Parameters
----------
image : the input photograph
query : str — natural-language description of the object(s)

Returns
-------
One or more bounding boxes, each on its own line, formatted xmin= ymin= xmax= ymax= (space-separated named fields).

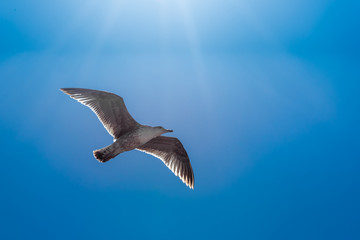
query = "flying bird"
xmin=60 ymin=88 xmax=194 ymax=189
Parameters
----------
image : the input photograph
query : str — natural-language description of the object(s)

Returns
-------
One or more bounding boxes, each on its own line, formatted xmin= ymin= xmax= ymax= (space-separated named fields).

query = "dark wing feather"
xmin=60 ymin=88 xmax=139 ymax=138
xmin=137 ymin=136 xmax=194 ymax=189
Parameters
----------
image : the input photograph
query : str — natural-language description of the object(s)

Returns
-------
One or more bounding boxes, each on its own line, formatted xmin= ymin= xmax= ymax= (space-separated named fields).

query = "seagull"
xmin=60 ymin=88 xmax=194 ymax=189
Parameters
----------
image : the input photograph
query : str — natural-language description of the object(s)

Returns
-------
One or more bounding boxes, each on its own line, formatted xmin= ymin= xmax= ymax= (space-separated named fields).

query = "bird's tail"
xmin=93 ymin=143 xmax=118 ymax=163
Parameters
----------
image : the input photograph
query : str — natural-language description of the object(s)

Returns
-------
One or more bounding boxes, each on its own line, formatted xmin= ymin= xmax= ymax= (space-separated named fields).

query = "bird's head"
xmin=155 ymin=126 xmax=173 ymax=134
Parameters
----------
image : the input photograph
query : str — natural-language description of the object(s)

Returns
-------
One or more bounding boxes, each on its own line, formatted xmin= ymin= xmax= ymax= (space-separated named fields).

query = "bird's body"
xmin=60 ymin=88 xmax=194 ymax=189
xmin=93 ymin=125 xmax=169 ymax=162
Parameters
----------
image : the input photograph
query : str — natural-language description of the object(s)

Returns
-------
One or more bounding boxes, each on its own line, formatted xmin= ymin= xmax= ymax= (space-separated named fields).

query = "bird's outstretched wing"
xmin=137 ymin=136 xmax=194 ymax=189
xmin=60 ymin=88 xmax=139 ymax=138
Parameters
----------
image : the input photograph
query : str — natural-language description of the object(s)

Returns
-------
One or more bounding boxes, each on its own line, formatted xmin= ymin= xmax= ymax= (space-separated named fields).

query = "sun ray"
xmin=176 ymin=0 xmax=214 ymax=108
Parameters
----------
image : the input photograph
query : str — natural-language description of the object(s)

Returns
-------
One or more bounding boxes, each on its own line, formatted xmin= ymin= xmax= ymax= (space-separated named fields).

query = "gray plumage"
xmin=60 ymin=88 xmax=194 ymax=189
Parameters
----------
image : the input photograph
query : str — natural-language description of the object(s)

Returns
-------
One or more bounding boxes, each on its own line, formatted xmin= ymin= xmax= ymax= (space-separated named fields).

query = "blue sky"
xmin=0 ymin=0 xmax=359 ymax=239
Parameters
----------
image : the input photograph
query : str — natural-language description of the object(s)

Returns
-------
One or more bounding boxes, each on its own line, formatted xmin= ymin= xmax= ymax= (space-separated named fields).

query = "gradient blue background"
xmin=1 ymin=0 xmax=359 ymax=239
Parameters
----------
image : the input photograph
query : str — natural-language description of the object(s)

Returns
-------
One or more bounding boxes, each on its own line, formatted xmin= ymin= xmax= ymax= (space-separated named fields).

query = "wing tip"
xmin=183 ymin=176 xmax=194 ymax=190
xmin=186 ymin=182 xmax=194 ymax=190
xmin=60 ymin=88 xmax=72 ymax=95
xmin=190 ymin=181 xmax=195 ymax=190
xmin=174 ymin=165 xmax=195 ymax=190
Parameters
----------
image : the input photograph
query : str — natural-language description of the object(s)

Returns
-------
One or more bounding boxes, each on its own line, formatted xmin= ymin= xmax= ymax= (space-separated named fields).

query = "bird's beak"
xmin=166 ymin=129 xmax=173 ymax=133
